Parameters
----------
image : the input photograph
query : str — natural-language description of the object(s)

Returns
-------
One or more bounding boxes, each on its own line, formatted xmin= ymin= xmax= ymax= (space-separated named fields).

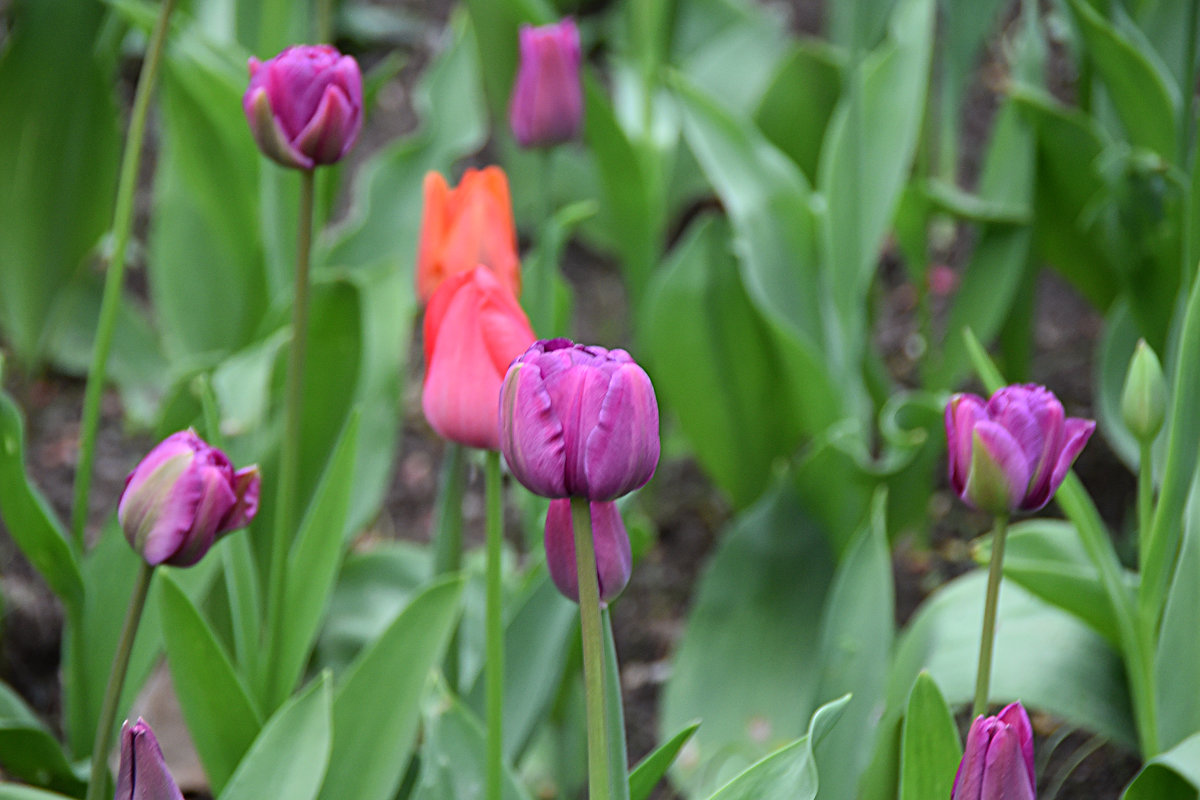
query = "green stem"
xmin=316 ymin=0 xmax=334 ymax=43
xmin=485 ymin=450 xmax=504 ymax=800
xmin=71 ymin=0 xmax=177 ymax=549
xmin=85 ymin=561 xmax=155 ymax=800
xmin=534 ymin=149 xmax=556 ymax=336
xmin=572 ymin=496 xmax=613 ymax=800
xmin=433 ymin=443 xmax=466 ymax=689
xmin=972 ymin=515 xmax=1009 ymax=718
xmin=1137 ymin=441 xmax=1154 ymax=570
xmin=263 ymin=168 xmax=316 ymax=710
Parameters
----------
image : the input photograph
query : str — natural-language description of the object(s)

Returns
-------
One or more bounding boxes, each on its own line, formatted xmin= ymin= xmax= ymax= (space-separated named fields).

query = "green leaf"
xmin=1095 ymin=301 xmax=1144 ymax=469
xmin=892 ymin=571 xmax=1136 ymax=747
xmin=1067 ymin=0 xmax=1179 ymax=161
xmin=0 ymin=391 xmax=83 ymax=614
xmin=753 ymin=43 xmax=842 ymax=182
xmin=899 ymin=673 xmax=961 ymax=800
xmin=267 ymin=412 xmax=361 ymax=706
xmin=1155 ymin=470 xmax=1200 ymax=751
xmin=218 ymin=673 xmax=332 ymax=800
xmin=603 ymin=609 xmax=632 ymax=800
xmin=0 ymin=682 xmax=86 ymax=795
xmin=0 ymin=788 xmax=77 ymax=800
xmin=159 ymin=572 xmax=261 ymax=794
xmin=0 ymin=0 xmax=119 ymax=367
xmin=705 ymin=695 xmax=850 ymax=800
xmin=660 ymin=478 xmax=838 ymax=796
xmin=629 ymin=721 xmax=701 ymax=800
xmin=1123 ymin=731 xmax=1200 ymax=799
xmin=315 ymin=576 xmax=465 ymax=800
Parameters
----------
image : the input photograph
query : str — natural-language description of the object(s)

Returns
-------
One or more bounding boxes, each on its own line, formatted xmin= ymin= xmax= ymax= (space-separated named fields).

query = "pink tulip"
xmin=508 ymin=19 xmax=584 ymax=148
xmin=952 ymin=702 xmax=1036 ymax=800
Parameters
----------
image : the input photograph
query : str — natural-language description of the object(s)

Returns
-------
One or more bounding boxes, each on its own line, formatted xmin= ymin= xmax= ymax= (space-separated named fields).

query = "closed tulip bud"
xmin=118 ymin=430 xmax=260 ymax=567
xmin=416 ymin=167 xmax=521 ymax=303
xmin=422 ymin=266 xmax=536 ymax=450
xmin=500 ymin=338 xmax=659 ymax=502
xmin=114 ymin=719 xmax=184 ymax=800
xmin=1121 ymin=339 xmax=1166 ymax=443
xmin=945 ymin=384 xmax=1094 ymax=515
xmin=544 ymin=499 xmax=632 ymax=604
xmin=243 ymin=45 xmax=363 ymax=170
xmin=951 ymin=702 xmax=1036 ymax=800
xmin=508 ymin=19 xmax=584 ymax=148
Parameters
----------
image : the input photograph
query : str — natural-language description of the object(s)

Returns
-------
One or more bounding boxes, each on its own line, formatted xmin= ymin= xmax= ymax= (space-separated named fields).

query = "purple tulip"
xmin=508 ymin=19 xmax=584 ymax=148
xmin=951 ymin=702 xmax=1036 ymax=800
xmin=118 ymin=430 xmax=260 ymax=567
xmin=945 ymin=384 xmax=1094 ymax=515
xmin=114 ymin=719 xmax=184 ymax=800
xmin=544 ymin=499 xmax=632 ymax=605
xmin=499 ymin=338 xmax=659 ymax=502
xmin=243 ymin=44 xmax=363 ymax=170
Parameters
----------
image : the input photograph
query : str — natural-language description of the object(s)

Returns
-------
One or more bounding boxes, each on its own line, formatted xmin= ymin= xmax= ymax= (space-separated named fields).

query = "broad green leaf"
xmin=159 ymin=573 xmax=261 ymax=794
xmin=661 ymin=479 xmax=837 ymax=796
xmin=0 ymin=391 xmax=83 ymax=614
xmin=753 ymin=43 xmax=842 ymax=183
xmin=603 ymin=609 xmax=632 ymax=800
xmin=0 ymin=788 xmax=76 ymax=800
xmin=629 ymin=721 xmax=701 ymax=800
xmin=812 ymin=491 xmax=893 ymax=800
xmin=315 ymin=577 xmax=464 ymax=800
xmin=411 ymin=687 xmax=533 ymax=800
xmin=899 ymin=673 xmax=961 ymax=800
xmin=218 ymin=673 xmax=332 ymax=800
xmin=0 ymin=0 xmax=119 ymax=367
xmin=237 ymin=0 xmax=310 ymax=57
xmin=266 ymin=413 xmax=360 ymax=707
xmin=0 ymin=683 xmax=86 ymax=795
xmin=1123 ymin=731 xmax=1200 ymax=799
xmin=1068 ymin=0 xmax=1179 ymax=161
xmin=891 ymin=571 xmax=1135 ymax=747
xmin=1095 ymin=301 xmax=1144 ymax=470
xmin=705 ymin=695 xmax=850 ymax=800
xmin=1156 ymin=469 xmax=1200 ymax=750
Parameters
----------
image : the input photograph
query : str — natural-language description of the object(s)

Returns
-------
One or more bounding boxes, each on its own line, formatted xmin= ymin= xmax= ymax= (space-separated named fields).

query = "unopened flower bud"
xmin=1121 ymin=339 xmax=1166 ymax=443
xmin=508 ymin=19 xmax=584 ymax=148
xmin=951 ymin=702 xmax=1036 ymax=800
xmin=115 ymin=719 xmax=184 ymax=800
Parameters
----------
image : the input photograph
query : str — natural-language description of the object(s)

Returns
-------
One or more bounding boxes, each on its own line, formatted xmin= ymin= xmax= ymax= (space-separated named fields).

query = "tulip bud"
xmin=422 ymin=266 xmax=536 ymax=450
xmin=500 ymin=338 xmax=659 ymax=502
xmin=951 ymin=702 xmax=1036 ymax=800
xmin=416 ymin=168 xmax=521 ymax=303
xmin=508 ymin=19 xmax=584 ymax=148
xmin=945 ymin=384 xmax=1094 ymax=515
xmin=115 ymin=719 xmax=184 ymax=800
xmin=544 ymin=499 xmax=632 ymax=605
xmin=1121 ymin=339 xmax=1166 ymax=443
xmin=118 ymin=430 xmax=260 ymax=567
xmin=243 ymin=45 xmax=363 ymax=170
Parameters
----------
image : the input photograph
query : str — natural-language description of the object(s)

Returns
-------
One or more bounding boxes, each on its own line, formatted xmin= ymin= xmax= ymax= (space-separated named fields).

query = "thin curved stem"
xmin=433 ymin=443 xmax=466 ymax=689
xmin=973 ymin=515 xmax=1009 ymax=718
xmin=572 ymin=496 xmax=613 ymax=800
xmin=484 ymin=450 xmax=504 ymax=800
xmin=72 ymin=0 xmax=177 ymax=548
xmin=85 ymin=561 xmax=155 ymax=800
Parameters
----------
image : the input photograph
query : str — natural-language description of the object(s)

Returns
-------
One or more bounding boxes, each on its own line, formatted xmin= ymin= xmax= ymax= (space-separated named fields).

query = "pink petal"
xmin=982 ymin=726 xmax=1036 ymax=800
xmin=965 ymin=421 xmax=1031 ymax=514
xmin=294 ymin=83 xmax=360 ymax=165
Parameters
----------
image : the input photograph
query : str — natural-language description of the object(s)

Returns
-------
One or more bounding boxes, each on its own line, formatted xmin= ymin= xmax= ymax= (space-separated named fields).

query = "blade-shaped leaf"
xmin=1123 ymin=731 xmax=1200 ymax=799
xmin=0 ymin=682 xmax=86 ymax=795
xmin=629 ymin=721 xmax=701 ymax=800
xmin=603 ymin=609 xmax=632 ymax=800
xmin=899 ymin=673 xmax=961 ymax=800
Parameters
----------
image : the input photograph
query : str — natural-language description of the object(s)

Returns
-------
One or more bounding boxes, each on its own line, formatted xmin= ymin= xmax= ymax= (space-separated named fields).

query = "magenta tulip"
xmin=952 ymin=702 xmax=1036 ymax=800
xmin=243 ymin=45 xmax=363 ymax=170
xmin=945 ymin=384 xmax=1094 ymax=515
xmin=508 ymin=19 xmax=584 ymax=147
xmin=544 ymin=499 xmax=632 ymax=604
xmin=499 ymin=338 xmax=659 ymax=502
xmin=118 ymin=430 xmax=260 ymax=567
xmin=114 ymin=719 xmax=184 ymax=800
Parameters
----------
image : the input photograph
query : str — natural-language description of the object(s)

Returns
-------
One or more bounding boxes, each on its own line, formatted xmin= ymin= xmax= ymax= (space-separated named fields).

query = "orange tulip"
xmin=422 ymin=266 xmax=536 ymax=450
xmin=416 ymin=167 xmax=521 ymax=303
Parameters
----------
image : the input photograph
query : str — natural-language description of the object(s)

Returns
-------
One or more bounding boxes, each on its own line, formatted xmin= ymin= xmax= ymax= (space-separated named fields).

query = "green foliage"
xmin=898 ymin=674 xmax=961 ymax=800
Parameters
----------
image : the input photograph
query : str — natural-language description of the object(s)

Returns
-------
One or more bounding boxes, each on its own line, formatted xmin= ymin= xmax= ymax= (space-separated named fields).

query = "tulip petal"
xmin=165 ymin=461 xmax=236 ymax=567
xmin=248 ymin=85 xmax=312 ymax=169
xmin=965 ymin=421 xmax=1031 ymax=514
xmin=294 ymin=83 xmax=359 ymax=165
xmin=952 ymin=715 xmax=994 ymax=800
xmin=946 ymin=394 xmax=987 ymax=497
xmin=544 ymin=499 xmax=631 ymax=604
xmin=997 ymin=702 xmax=1036 ymax=794
xmin=117 ymin=719 xmax=185 ymax=800
xmin=222 ymin=465 xmax=262 ymax=533
xmin=501 ymin=362 xmax=568 ymax=497
xmin=583 ymin=362 xmax=660 ymax=500
xmin=982 ymin=726 xmax=1036 ymax=800
xmin=417 ymin=171 xmax=451 ymax=301
xmin=1018 ymin=394 xmax=1065 ymax=509
xmin=1035 ymin=417 xmax=1096 ymax=511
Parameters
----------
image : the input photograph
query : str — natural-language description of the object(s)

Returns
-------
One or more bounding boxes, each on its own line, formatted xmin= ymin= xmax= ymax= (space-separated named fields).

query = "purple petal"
xmin=997 ymin=702 xmax=1036 ymax=793
xmin=164 ymin=462 xmax=237 ymax=567
xmin=543 ymin=499 xmax=631 ymax=604
xmin=1025 ymin=417 xmax=1095 ymax=511
xmin=117 ymin=719 xmax=184 ymax=800
xmin=945 ymin=394 xmax=986 ymax=497
xmin=220 ymin=465 xmax=262 ymax=533
xmin=246 ymin=85 xmax=312 ymax=169
xmin=952 ymin=715 xmax=994 ymax=800
xmin=294 ymin=83 xmax=359 ymax=165
xmin=982 ymin=725 xmax=1036 ymax=800
xmin=509 ymin=19 xmax=584 ymax=147
xmin=965 ymin=421 xmax=1031 ymax=514
xmin=1017 ymin=394 xmax=1065 ymax=508
xmin=500 ymin=362 xmax=568 ymax=497
xmin=582 ymin=362 xmax=660 ymax=500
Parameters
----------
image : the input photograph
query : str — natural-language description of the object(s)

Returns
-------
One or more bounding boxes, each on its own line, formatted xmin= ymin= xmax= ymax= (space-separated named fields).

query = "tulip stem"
xmin=264 ymin=167 xmax=315 ymax=710
xmin=972 ymin=514 xmax=1009 ymax=718
xmin=433 ymin=442 xmax=466 ymax=689
xmin=484 ymin=450 xmax=504 ymax=800
xmin=572 ymin=496 xmax=614 ymax=800
xmin=85 ymin=561 xmax=154 ymax=800
xmin=72 ymin=0 xmax=177 ymax=549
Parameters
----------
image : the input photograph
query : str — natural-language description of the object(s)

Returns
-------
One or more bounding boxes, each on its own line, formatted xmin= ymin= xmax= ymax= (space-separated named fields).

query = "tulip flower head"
xmin=951 ymin=702 xmax=1036 ymax=800
xmin=118 ymin=430 xmax=260 ymax=567
xmin=416 ymin=167 xmax=521 ymax=303
xmin=508 ymin=18 xmax=584 ymax=148
xmin=544 ymin=499 xmax=632 ymax=605
xmin=945 ymin=384 xmax=1094 ymax=515
xmin=243 ymin=45 xmax=363 ymax=170
xmin=422 ymin=266 xmax=536 ymax=450
xmin=500 ymin=339 xmax=659 ymax=502
xmin=114 ymin=719 xmax=185 ymax=800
